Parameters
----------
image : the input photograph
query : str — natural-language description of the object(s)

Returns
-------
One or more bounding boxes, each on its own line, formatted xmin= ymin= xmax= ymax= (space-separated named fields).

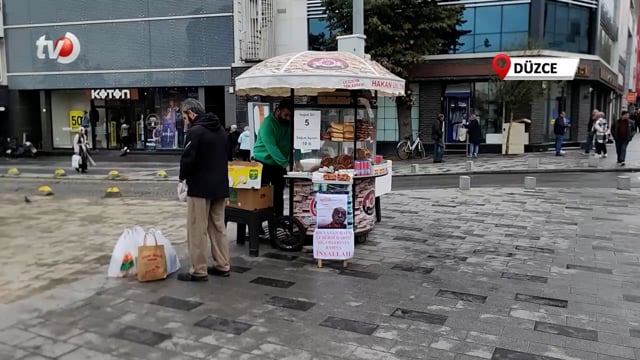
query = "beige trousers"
xmin=186 ymin=197 xmax=230 ymax=276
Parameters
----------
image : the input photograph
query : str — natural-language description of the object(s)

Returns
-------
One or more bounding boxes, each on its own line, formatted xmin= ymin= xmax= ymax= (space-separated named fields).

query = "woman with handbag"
xmin=73 ymin=127 xmax=90 ymax=173
xmin=593 ymin=112 xmax=610 ymax=158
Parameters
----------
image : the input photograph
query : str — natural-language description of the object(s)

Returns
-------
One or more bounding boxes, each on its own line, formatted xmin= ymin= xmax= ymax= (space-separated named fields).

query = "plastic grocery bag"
xmin=71 ymin=154 xmax=81 ymax=168
xmin=177 ymin=181 xmax=188 ymax=202
xmin=107 ymin=226 xmax=146 ymax=278
xmin=148 ymin=228 xmax=181 ymax=275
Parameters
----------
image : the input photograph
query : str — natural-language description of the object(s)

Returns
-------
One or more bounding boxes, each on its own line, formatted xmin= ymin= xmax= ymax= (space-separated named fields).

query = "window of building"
xmin=544 ymin=1 xmax=594 ymax=54
xmin=308 ymin=18 xmax=337 ymax=51
xmin=376 ymin=84 xmax=419 ymax=142
xmin=451 ymin=4 xmax=530 ymax=54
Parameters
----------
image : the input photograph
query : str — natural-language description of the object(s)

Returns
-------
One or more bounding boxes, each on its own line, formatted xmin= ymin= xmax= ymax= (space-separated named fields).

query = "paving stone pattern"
xmin=2 ymin=188 xmax=640 ymax=359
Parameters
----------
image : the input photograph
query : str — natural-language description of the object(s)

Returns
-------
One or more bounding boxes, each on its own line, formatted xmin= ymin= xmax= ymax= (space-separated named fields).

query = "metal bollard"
xmin=617 ymin=176 xmax=631 ymax=190
xmin=524 ymin=176 xmax=537 ymax=190
xmin=411 ymin=164 xmax=419 ymax=173
xmin=527 ymin=158 xmax=539 ymax=169
xmin=459 ymin=176 xmax=471 ymax=190
xmin=466 ymin=161 xmax=474 ymax=172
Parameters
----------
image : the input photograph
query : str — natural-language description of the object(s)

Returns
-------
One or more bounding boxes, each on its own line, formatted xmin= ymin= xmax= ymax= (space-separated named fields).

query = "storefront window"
xmin=543 ymin=82 xmax=572 ymax=141
xmin=51 ymin=90 xmax=106 ymax=149
xmin=376 ymin=84 xmax=419 ymax=142
xmin=544 ymin=1 xmax=594 ymax=54
xmin=50 ymin=87 xmax=200 ymax=150
xmin=471 ymin=82 xmax=501 ymax=140
xmin=451 ymin=4 xmax=530 ymax=54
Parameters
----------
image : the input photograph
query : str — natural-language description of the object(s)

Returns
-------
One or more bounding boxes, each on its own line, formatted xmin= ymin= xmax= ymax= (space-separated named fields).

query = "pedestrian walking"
xmin=177 ymin=98 xmax=230 ymax=282
xmin=553 ymin=111 xmax=570 ymax=156
xmin=89 ymin=100 xmax=99 ymax=150
xmin=611 ymin=110 xmax=636 ymax=166
xmin=593 ymin=112 xmax=609 ymax=158
xmin=432 ymin=113 xmax=446 ymax=163
xmin=465 ymin=115 xmax=482 ymax=158
xmin=73 ymin=127 xmax=90 ymax=173
xmin=238 ymin=126 xmax=252 ymax=161
xmin=585 ymin=109 xmax=599 ymax=155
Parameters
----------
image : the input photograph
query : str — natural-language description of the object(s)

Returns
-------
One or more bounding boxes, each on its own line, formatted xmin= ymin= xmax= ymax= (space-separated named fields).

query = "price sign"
xmin=294 ymin=110 xmax=321 ymax=150
xmin=69 ymin=110 xmax=84 ymax=132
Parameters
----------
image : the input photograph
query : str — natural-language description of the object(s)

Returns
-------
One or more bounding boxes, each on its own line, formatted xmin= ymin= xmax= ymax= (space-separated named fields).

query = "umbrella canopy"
xmin=235 ymin=51 xmax=406 ymax=97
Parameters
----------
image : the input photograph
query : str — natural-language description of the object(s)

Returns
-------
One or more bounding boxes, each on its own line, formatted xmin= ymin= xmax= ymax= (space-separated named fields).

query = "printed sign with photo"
xmin=316 ymin=193 xmax=348 ymax=229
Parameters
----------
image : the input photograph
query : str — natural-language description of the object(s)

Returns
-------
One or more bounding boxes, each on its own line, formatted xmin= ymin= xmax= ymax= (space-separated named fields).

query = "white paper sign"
xmin=294 ymin=110 xmax=321 ymax=150
xmin=313 ymin=229 xmax=354 ymax=260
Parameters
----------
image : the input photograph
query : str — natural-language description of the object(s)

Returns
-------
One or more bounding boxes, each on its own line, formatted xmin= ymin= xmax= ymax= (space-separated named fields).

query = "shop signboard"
xmin=68 ymin=110 xmax=84 ymax=132
xmin=293 ymin=110 xmax=321 ymax=150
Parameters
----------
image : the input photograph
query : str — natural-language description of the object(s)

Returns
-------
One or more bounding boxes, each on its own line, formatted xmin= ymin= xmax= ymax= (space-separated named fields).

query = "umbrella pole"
xmin=288 ymin=88 xmax=295 ymax=220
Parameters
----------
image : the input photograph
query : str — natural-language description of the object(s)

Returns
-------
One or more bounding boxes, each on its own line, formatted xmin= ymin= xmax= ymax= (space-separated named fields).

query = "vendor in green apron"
xmin=253 ymin=99 xmax=293 ymax=218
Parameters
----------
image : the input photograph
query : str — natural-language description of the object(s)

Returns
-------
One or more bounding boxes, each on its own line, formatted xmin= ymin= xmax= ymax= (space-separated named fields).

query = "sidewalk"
xmin=1 ymin=141 xmax=639 ymax=181
xmin=2 ymin=188 xmax=640 ymax=360
xmin=392 ymin=140 xmax=640 ymax=176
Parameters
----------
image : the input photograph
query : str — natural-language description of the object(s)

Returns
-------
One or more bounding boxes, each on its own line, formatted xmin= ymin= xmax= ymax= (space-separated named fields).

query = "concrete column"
xmin=617 ymin=176 xmax=631 ymax=190
xmin=459 ymin=176 xmax=471 ymax=190
xmin=524 ymin=176 xmax=537 ymax=190
xmin=527 ymin=158 xmax=539 ymax=169
xmin=466 ymin=161 xmax=474 ymax=172
xmin=411 ymin=164 xmax=419 ymax=173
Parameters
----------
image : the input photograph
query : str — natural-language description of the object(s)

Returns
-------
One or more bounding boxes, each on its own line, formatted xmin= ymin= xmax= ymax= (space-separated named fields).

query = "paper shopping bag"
xmin=136 ymin=232 xmax=167 ymax=282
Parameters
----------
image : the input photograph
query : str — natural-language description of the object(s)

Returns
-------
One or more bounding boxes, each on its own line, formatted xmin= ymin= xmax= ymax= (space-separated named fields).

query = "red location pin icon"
xmin=492 ymin=54 xmax=511 ymax=80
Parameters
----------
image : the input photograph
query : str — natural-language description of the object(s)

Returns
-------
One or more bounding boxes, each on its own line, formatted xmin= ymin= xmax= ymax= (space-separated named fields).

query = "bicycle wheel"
xmin=268 ymin=216 xmax=306 ymax=252
xmin=396 ymin=140 xmax=410 ymax=160
xmin=417 ymin=143 xmax=426 ymax=159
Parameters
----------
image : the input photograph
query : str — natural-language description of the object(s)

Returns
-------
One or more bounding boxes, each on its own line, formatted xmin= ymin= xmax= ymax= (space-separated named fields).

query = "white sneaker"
xmin=603 ymin=154 xmax=608 ymax=158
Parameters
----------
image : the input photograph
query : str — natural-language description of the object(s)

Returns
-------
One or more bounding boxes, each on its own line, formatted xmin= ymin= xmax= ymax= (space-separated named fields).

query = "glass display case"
xmin=296 ymin=103 xmax=377 ymax=174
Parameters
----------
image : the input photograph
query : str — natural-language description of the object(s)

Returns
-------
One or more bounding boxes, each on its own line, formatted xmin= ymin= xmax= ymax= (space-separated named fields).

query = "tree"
xmin=323 ymin=0 xmax=469 ymax=140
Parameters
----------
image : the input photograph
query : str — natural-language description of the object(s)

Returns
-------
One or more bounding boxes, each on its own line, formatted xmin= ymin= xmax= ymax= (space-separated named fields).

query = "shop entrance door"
xmin=445 ymin=93 xmax=470 ymax=143
xmin=105 ymin=100 xmax=136 ymax=150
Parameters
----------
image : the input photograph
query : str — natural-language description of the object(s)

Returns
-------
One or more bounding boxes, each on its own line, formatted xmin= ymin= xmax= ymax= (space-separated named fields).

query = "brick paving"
xmin=2 ymin=187 xmax=640 ymax=359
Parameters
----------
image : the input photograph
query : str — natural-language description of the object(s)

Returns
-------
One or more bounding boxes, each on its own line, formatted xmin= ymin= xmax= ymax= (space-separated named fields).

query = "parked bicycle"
xmin=396 ymin=133 xmax=426 ymax=160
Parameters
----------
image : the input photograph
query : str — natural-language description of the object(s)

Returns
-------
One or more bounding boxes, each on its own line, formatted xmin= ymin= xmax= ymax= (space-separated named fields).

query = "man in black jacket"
xmin=178 ymin=99 xmax=230 ymax=281
xmin=432 ymin=113 xmax=445 ymax=163
xmin=553 ymin=111 xmax=570 ymax=156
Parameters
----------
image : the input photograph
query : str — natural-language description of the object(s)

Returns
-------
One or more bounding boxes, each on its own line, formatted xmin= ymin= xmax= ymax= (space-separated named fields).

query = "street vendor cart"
xmin=235 ymin=50 xmax=404 ymax=251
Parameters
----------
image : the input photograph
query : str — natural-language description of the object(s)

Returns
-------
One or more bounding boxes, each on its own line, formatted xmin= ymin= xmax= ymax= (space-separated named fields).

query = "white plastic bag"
xmin=177 ymin=181 xmax=188 ymax=202
xmin=72 ymin=154 xmax=81 ymax=168
xmin=148 ymin=228 xmax=181 ymax=275
xmin=107 ymin=226 xmax=146 ymax=278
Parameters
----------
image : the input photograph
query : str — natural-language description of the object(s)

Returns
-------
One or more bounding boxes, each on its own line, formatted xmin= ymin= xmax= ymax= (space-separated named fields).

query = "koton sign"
xmin=36 ymin=32 xmax=81 ymax=64
xmin=91 ymin=89 xmax=131 ymax=100
xmin=492 ymin=54 xmax=579 ymax=81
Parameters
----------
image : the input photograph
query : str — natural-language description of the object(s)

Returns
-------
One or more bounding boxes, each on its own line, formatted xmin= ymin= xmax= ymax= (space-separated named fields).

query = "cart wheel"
xmin=269 ymin=216 xmax=306 ymax=252
xmin=356 ymin=234 xmax=368 ymax=244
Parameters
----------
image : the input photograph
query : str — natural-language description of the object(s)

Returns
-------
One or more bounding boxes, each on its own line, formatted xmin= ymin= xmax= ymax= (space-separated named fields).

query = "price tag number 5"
xmin=304 ymin=119 xmax=310 ymax=126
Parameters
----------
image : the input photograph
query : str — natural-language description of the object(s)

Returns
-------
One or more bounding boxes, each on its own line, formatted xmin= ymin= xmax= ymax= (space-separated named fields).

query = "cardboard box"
xmin=228 ymin=161 xmax=263 ymax=189
xmin=226 ymin=186 xmax=273 ymax=211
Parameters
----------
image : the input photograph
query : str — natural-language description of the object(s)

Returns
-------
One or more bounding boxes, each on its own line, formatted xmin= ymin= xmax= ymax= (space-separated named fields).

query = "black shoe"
xmin=207 ymin=267 xmax=230 ymax=277
xmin=81 ymin=169 xmax=87 ymax=173
xmin=177 ymin=273 xmax=208 ymax=282
xmin=75 ymin=168 xmax=80 ymax=173
xmin=621 ymin=162 xmax=626 ymax=166
xmin=433 ymin=160 xmax=443 ymax=163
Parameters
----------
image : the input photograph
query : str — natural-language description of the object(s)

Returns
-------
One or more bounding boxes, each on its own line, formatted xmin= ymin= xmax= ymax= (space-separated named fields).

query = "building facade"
xmin=415 ymin=0 xmax=637 ymax=151
xmin=3 ymin=0 xmax=235 ymax=152
xmin=303 ymin=0 xmax=638 ymax=152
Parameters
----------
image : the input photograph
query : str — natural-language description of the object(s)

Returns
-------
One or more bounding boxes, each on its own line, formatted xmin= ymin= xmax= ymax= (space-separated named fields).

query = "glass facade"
xmin=452 ymin=4 xmax=530 ymax=54
xmin=544 ymin=1 xmax=594 ymax=54
xmin=308 ymin=18 xmax=337 ymax=51
xmin=376 ymin=84 xmax=420 ymax=142
xmin=51 ymin=87 xmax=200 ymax=150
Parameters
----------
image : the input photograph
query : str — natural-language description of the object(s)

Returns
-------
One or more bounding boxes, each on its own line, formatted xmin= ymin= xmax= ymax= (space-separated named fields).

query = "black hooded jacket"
xmin=179 ymin=113 xmax=229 ymax=200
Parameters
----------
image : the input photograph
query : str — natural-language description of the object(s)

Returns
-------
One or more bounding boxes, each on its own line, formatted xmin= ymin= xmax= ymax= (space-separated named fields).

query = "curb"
xmin=393 ymin=167 xmax=640 ymax=177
